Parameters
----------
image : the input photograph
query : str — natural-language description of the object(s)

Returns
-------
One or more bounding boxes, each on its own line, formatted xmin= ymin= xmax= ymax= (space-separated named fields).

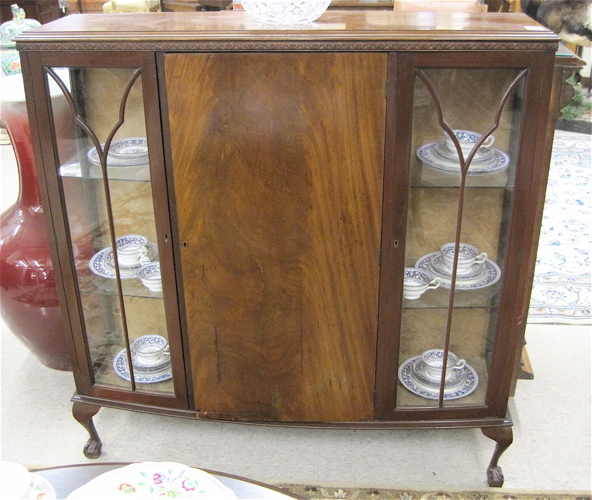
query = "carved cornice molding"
xmin=17 ymin=39 xmax=557 ymax=52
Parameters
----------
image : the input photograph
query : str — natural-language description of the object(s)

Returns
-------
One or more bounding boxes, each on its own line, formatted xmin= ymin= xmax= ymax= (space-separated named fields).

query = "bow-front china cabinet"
xmin=16 ymin=10 xmax=572 ymax=486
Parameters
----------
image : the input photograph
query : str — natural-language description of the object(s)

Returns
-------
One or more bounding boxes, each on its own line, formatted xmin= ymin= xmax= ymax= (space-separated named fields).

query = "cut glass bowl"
xmin=241 ymin=0 xmax=331 ymax=25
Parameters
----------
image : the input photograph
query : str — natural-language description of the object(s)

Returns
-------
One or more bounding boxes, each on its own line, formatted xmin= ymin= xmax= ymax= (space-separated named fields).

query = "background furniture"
xmin=162 ymin=0 xmax=231 ymax=11
xmin=102 ymin=0 xmax=160 ymax=13
xmin=392 ymin=0 xmax=486 ymax=12
xmin=0 ymin=0 xmax=61 ymax=23
xmin=17 ymin=10 xmax=578 ymax=488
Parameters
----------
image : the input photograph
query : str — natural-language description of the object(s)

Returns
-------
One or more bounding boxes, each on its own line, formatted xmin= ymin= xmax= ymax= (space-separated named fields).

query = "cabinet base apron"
xmin=71 ymin=395 xmax=513 ymax=487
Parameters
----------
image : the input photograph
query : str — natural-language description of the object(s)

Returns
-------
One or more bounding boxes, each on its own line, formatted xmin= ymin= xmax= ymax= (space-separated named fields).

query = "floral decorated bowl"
xmin=65 ymin=462 xmax=237 ymax=499
xmin=241 ymin=0 xmax=331 ymax=25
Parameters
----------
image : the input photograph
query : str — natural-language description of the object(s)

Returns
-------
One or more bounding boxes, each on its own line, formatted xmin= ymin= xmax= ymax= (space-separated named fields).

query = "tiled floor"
xmin=1 ymin=140 xmax=591 ymax=494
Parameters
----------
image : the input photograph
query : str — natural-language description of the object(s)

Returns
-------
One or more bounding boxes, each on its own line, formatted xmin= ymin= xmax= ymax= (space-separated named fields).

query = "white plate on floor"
xmin=66 ymin=462 xmax=237 ymax=499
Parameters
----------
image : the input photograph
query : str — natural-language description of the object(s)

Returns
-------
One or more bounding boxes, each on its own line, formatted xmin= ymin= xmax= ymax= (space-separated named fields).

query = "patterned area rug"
xmin=528 ymin=131 xmax=591 ymax=324
xmin=279 ymin=484 xmax=592 ymax=499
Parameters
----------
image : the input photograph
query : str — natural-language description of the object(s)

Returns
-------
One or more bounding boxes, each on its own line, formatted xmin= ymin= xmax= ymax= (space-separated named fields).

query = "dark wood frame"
xmin=16 ymin=10 xmax=578 ymax=487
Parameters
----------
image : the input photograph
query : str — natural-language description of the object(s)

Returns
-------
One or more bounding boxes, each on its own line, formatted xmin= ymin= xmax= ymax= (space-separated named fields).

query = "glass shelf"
xmin=403 ymin=285 xmax=500 ymax=309
xmin=60 ymin=160 xmax=151 ymax=182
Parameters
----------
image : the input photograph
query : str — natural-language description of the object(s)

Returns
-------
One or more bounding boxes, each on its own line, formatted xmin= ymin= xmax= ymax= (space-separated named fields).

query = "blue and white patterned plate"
xmin=398 ymin=355 xmax=479 ymax=400
xmin=89 ymin=242 xmax=158 ymax=278
xmin=113 ymin=348 xmax=172 ymax=383
xmin=415 ymin=252 xmax=501 ymax=290
xmin=416 ymin=143 xmax=509 ymax=175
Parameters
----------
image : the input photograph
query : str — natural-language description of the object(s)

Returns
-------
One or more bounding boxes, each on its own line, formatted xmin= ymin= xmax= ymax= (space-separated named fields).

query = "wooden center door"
xmin=165 ymin=52 xmax=387 ymax=422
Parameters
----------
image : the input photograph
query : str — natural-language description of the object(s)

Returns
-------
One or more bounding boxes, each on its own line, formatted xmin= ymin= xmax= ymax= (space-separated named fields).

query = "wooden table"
xmin=32 ymin=463 xmax=303 ymax=499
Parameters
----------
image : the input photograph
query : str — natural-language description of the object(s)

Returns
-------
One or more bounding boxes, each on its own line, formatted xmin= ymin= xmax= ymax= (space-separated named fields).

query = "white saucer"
xmin=398 ymin=355 xmax=479 ymax=400
xmin=113 ymin=349 xmax=172 ymax=383
xmin=415 ymin=252 xmax=501 ymax=290
xmin=89 ymin=242 xmax=158 ymax=279
xmin=416 ymin=143 xmax=509 ymax=175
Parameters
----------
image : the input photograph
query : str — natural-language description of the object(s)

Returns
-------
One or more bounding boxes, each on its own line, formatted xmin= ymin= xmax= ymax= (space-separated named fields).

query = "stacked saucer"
xmin=416 ymin=142 xmax=509 ymax=176
xmin=398 ymin=354 xmax=479 ymax=400
xmin=113 ymin=334 xmax=172 ymax=384
xmin=415 ymin=252 xmax=501 ymax=290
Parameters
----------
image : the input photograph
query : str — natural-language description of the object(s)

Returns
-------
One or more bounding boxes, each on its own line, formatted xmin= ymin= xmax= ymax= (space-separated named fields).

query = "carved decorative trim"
xmin=17 ymin=40 xmax=557 ymax=52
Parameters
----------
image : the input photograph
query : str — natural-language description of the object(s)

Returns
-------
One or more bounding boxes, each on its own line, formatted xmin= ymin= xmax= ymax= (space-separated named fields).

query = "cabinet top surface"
xmin=16 ymin=11 xmax=559 ymax=47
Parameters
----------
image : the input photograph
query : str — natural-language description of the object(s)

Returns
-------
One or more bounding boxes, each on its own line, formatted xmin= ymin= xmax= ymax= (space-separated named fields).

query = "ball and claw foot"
xmin=487 ymin=465 xmax=504 ymax=487
xmin=73 ymin=402 xmax=103 ymax=459
xmin=83 ymin=437 xmax=103 ymax=459
xmin=481 ymin=426 xmax=513 ymax=488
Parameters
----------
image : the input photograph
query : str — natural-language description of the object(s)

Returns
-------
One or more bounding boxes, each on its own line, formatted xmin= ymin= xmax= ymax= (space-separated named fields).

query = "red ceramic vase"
xmin=1 ymin=75 xmax=71 ymax=371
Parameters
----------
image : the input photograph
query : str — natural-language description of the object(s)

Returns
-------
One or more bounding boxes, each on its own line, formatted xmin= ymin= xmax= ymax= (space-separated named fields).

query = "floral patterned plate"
xmin=28 ymin=473 xmax=56 ymax=500
xmin=66 ymin=462 xmax=237 ymax=499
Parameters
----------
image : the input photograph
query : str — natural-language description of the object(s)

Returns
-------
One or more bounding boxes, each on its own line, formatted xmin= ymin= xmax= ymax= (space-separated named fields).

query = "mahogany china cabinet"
xmin=16 ymin=10 xmax=573 ymax=486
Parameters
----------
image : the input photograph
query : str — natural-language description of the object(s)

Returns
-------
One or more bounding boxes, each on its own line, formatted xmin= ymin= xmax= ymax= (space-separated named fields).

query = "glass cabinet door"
xmin=374 ymin=51 xmax=551 ymax=418
xmin=41 ymin=60 xmax=184 ymax=404
xmin=397 ymin=65 xmax=526 ymax=409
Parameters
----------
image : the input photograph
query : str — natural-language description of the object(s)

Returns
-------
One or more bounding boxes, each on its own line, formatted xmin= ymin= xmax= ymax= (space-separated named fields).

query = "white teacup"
xmin=403 ymin=267 xmax=441 ymax=300
xmin=131 ymin=334 xmax=170 ymax=368
xmin=0 ymin=461 xmax=32 ymax=499
xmin=138 ymin=262 xmax=162 ymax=292
xmin=440 ymin=242 xmax=487 ymax=275
xmin=419 ymin=349 xmax=466 ymax=382
xmin=115 ymin=234 xmax=148 ymax=266
xmin=444 ymin=129 xmax=494 ymax=156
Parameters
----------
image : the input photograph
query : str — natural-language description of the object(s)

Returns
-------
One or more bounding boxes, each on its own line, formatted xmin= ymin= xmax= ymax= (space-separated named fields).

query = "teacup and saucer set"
xmin=113 ymin=334 xmax=172 ymax=383
xmin=398 ymin=348 xmax=479 ymax=400
xmin=415 ymin=242 xmax=501 ymax=290
xmin=89 ymin=234 xmax=158 ymax=279
xmin=416 ymin=129 xmax=509 ymax=176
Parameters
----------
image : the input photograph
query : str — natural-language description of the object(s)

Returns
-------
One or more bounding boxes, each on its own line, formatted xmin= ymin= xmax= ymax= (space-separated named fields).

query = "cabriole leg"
xmin=481 ymin=426 xmax=513 ymax=487
xmin=72 ymin=402 xmax=103 ymax=459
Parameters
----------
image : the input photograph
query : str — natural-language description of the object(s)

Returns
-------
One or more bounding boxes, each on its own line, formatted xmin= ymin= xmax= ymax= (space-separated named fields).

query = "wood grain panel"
xmin=165 ymin=52 xmax=386 ymax=421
